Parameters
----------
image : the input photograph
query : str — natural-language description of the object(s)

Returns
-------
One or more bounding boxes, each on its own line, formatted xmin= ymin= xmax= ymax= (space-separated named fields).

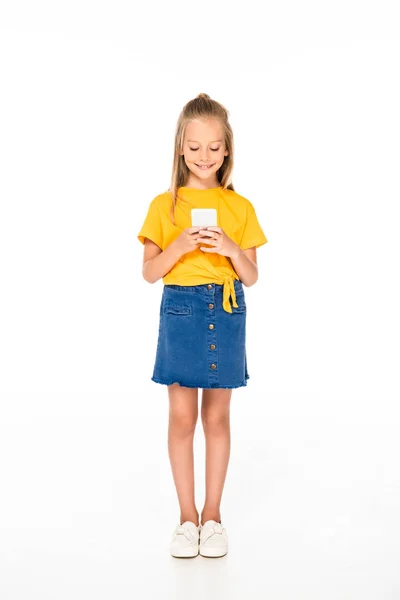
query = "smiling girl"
xmin=137 ymin=93 xmax=268 ymax=557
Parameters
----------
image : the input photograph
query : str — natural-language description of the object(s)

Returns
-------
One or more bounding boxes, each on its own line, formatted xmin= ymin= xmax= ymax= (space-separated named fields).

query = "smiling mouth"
xmin=196 ymin=163 xmax=215 ymax=170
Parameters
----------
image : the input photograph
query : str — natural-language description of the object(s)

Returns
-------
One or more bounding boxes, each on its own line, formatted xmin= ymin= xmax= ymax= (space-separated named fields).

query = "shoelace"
xmin=200 ymin=522 xmax=224 ymax=544
xmin=174 ymin=524 xmax=198 ymax=545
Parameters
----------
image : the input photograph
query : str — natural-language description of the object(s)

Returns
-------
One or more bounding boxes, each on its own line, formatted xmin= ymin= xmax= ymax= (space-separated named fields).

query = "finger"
xmin=189 ymin=226 xmax=203 ymax=233
xmin=204 ymin=226 xmax=222 ymax=233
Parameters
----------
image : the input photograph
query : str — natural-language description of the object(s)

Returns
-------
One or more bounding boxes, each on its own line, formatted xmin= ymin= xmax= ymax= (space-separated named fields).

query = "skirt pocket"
xmin=163 ymin=300 xmax=192 ymax=316
xmin=231 ymin=293 xmax=247 ymax=313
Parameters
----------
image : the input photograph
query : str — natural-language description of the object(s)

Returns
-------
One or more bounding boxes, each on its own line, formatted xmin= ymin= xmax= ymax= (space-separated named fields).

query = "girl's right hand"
xmin=174 ymin=227 xmax=203 ymax=256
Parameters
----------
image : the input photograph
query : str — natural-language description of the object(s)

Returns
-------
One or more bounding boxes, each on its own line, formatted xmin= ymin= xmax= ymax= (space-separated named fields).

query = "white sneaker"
xmin=170 ymin=521 xmax=200 ymax=558
xmin=199 ymin=519 xmax=228 ymax=557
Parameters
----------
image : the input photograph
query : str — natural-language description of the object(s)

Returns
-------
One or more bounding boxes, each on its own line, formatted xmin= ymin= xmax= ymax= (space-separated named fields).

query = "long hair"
xmin=167 ymin=93 xmax=235 ymax=225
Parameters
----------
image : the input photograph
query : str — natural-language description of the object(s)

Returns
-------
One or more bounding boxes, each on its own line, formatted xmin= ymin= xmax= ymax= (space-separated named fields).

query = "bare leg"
xmin=168 ymin=383 xmax=200 ymax=526
xmin=200 ymin=388 xmax=233 ymax=525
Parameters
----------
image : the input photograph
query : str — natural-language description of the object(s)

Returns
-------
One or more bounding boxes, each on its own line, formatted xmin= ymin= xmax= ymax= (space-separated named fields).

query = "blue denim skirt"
xmin=151 ymin=279 xmax=249 ymax=389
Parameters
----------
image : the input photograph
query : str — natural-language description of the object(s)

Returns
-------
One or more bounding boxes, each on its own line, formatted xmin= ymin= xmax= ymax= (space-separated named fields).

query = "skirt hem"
xmin=151 ymin=376 xmax=250 ymax=389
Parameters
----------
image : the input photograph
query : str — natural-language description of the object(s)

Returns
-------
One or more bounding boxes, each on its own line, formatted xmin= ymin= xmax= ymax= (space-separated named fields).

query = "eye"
xmin=188 ymin=147 xmax=220 ymax=152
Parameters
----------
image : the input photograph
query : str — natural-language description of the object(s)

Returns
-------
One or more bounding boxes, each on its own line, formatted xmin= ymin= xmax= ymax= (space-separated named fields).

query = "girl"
xmin=137 ymin=93 xmax=268 ymax=558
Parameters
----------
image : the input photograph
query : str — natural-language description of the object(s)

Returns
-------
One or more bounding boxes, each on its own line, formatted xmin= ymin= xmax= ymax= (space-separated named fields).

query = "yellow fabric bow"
xmin=222 ymin=276 xmax=239 ymax=313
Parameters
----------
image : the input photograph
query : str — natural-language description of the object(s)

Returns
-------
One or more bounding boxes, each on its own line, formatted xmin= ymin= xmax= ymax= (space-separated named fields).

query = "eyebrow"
xmin=187 ymin=139 xmax=223 ymax=144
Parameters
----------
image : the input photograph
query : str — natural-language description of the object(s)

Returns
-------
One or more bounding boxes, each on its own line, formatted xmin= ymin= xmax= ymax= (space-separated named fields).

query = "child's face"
xmin=181 ymin=117 xmax=229 ymax=187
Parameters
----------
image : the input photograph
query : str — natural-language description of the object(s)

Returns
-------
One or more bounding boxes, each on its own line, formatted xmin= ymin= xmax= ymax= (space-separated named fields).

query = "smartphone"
xmin=191 ymin=208 xmax=218 ymax=231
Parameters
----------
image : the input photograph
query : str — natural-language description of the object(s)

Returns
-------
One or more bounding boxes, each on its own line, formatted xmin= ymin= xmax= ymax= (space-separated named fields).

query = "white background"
xmin=1 ymin=1 xmax=399 ymax=598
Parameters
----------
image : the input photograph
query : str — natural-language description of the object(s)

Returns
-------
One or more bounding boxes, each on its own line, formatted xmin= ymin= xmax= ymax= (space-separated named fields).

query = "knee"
xmin=169 ymin=410 xmax=198 ymax=435
xmin=201 ymin=411 xmax=229 ymax=433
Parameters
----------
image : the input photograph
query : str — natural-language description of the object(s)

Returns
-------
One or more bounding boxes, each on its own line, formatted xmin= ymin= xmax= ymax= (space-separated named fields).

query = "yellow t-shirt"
xmin=137 ymin=185 xmax=268 ymax=313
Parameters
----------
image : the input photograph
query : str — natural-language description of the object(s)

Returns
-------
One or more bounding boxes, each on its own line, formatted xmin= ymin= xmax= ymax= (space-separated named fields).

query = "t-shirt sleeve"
xmin=137 ymin=197 xmax=163 ymax=249
xmin=239 ymin=201 xmax=268 ymax=250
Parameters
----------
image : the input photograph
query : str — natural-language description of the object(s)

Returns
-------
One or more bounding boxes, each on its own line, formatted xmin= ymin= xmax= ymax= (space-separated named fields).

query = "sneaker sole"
xmin=171 ymin=546 xmax=199 ymax=558
xmin=199 ymin=546 xmax=228 ymax=557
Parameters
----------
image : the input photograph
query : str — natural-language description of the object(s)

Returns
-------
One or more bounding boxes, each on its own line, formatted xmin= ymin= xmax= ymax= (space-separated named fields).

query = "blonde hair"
xmin=167 ymin=93 xmax=235 ymax=225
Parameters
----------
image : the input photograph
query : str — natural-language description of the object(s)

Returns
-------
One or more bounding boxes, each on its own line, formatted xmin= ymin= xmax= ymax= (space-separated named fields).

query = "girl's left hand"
xmin=197 ymin=226 xmax=240 ymax=258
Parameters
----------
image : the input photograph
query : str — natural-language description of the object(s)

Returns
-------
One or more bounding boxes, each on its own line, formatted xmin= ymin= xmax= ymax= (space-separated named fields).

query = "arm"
xmin=142 ymin=238 xmax=183 ymax=284
xmin=230 ymin=246 xmax=258 ymax=287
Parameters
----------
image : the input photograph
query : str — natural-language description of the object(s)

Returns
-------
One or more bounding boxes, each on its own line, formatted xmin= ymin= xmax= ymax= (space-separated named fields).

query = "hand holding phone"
xmin=173 ymin=226 xmax=205 ymax=257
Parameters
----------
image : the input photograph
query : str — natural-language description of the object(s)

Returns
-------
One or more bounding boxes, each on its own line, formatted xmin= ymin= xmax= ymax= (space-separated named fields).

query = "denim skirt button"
xmin=151 ymin=279 xmax=250 ymax=389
